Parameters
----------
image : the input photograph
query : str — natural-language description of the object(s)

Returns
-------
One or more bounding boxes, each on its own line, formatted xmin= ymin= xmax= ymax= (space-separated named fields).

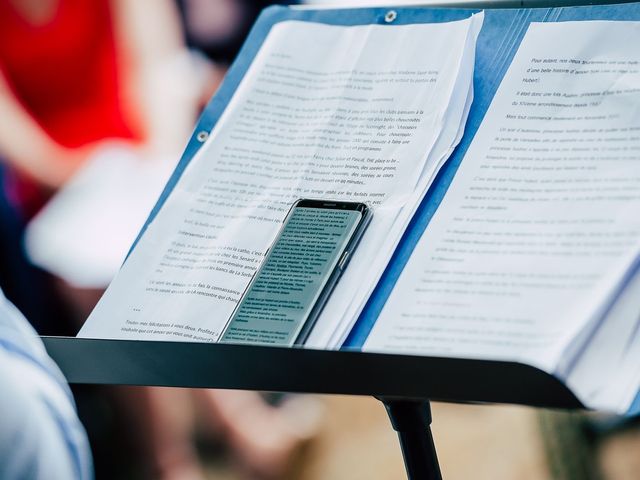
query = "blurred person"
xmin=0 ymin=287 xmax=93 ymax=480
xmin=0 ymin=0 xmax=197 ymax=218
xmin=0 ymin=1 xmax=320 ymax=479
xmin=0 ymin=0 xmax=200 ymax=321
xmin=176 ymin=0 xmax=295 ymax=106
xmin=177 ymin=0 xmax=292 ymax=65
xmin=0 ymin=165 xmax=74 ymax=335
xmin=123 ymin=387 xmax=321 ymax=479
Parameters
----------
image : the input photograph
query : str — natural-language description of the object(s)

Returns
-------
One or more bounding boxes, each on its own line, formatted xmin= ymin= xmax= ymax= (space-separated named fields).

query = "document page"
xmin=80 ymin=17 xmax=481 ymax=343
xmin=365 ymin=21 xmax=640 ymax=374
xmin=316 ymin=13 xmax=482 ymax=347
xmin=566 ymin=252 xmax=640 ymax=411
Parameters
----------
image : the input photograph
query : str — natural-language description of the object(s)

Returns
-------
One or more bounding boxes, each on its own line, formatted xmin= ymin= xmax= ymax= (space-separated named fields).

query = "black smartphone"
xmin=219 ymin=199 xmax=372 ymax=347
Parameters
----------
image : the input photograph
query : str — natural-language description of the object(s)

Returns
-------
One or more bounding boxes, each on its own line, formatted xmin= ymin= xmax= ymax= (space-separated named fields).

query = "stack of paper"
xmin=79 ymin=15 xmax=484 ymax=344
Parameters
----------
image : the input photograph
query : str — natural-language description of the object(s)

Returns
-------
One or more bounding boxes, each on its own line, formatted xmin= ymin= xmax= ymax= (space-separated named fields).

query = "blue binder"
xmin=66 ymin=2 xmax=640 ymax=413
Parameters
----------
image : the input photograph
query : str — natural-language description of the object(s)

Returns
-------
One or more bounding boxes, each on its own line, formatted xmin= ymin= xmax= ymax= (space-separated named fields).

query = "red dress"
xmin=0 ymin=0 xmax=143 ymax=216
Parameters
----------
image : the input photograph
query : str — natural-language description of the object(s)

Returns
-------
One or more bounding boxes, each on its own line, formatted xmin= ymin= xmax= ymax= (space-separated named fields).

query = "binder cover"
xmin=47 ymin=2 xmax=640 ymax=413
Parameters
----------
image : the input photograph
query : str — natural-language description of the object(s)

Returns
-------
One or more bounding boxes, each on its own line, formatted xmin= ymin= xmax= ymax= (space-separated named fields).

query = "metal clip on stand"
xmin=378 ymin=398 xmax=442 ymax=480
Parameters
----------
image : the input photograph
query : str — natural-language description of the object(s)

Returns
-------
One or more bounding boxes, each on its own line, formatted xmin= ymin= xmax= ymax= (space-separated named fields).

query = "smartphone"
xmin=219 ymin=199 xmax=372 ymax=347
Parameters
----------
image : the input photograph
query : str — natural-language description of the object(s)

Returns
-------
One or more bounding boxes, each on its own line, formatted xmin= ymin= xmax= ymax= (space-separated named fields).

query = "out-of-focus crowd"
xmin=0 ymin=1 xmax=324 ymax=479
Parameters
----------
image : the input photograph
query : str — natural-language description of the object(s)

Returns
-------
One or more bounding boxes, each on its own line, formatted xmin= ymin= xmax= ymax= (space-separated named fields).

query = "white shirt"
xmin=0 ymin=290 xmax=93 ymax=480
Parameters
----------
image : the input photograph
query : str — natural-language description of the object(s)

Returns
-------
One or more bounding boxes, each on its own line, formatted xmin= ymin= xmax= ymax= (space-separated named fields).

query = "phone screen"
xmin=219 ymin=204 xmax=366 ymax=346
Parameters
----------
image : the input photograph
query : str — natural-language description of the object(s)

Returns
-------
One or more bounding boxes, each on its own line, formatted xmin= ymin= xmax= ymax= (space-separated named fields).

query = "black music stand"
xmin=42 ymin=337 xmax=582 ymax=479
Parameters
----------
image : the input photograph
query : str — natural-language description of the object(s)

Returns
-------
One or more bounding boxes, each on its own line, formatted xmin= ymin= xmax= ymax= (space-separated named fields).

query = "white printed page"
xmin=365 ymin=21 xmax=640 ymax=375
xmin=566 ymin=251 xmax=640 ymax=412
xmin=317 ymin=12 xmax=483 ymax=348
xmin=80 ymin=18 xmax=481 ymax=343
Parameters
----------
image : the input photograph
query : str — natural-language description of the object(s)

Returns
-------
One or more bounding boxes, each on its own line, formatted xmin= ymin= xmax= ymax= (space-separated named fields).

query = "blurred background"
xmin=1 ymin=0 xmax=640 ymax=479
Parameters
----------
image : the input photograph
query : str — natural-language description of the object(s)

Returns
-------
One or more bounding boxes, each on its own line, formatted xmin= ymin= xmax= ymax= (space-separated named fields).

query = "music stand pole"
xmin=379 ymin=398 xmax=442 ymax=480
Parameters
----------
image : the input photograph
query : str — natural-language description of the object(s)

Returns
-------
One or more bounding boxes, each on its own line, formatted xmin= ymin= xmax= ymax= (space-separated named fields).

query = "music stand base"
xmin=378 ymin=397 xmax=442 ymax=480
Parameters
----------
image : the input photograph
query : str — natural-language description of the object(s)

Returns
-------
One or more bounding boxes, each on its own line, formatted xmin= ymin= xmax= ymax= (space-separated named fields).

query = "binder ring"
xmin=384 ymin=10 xmax=397 ymax=23
xmin=196 ymin=131 xmax=209 ymax=142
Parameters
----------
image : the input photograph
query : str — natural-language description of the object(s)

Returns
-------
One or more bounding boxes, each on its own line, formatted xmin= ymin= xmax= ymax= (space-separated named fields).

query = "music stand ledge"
xmin=42 ymin=336 xmax=582 ymax=479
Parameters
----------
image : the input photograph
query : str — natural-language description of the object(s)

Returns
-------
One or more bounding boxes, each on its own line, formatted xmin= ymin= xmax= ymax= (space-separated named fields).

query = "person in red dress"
xmin=0 ymin=0 xmax=197 ymax=217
